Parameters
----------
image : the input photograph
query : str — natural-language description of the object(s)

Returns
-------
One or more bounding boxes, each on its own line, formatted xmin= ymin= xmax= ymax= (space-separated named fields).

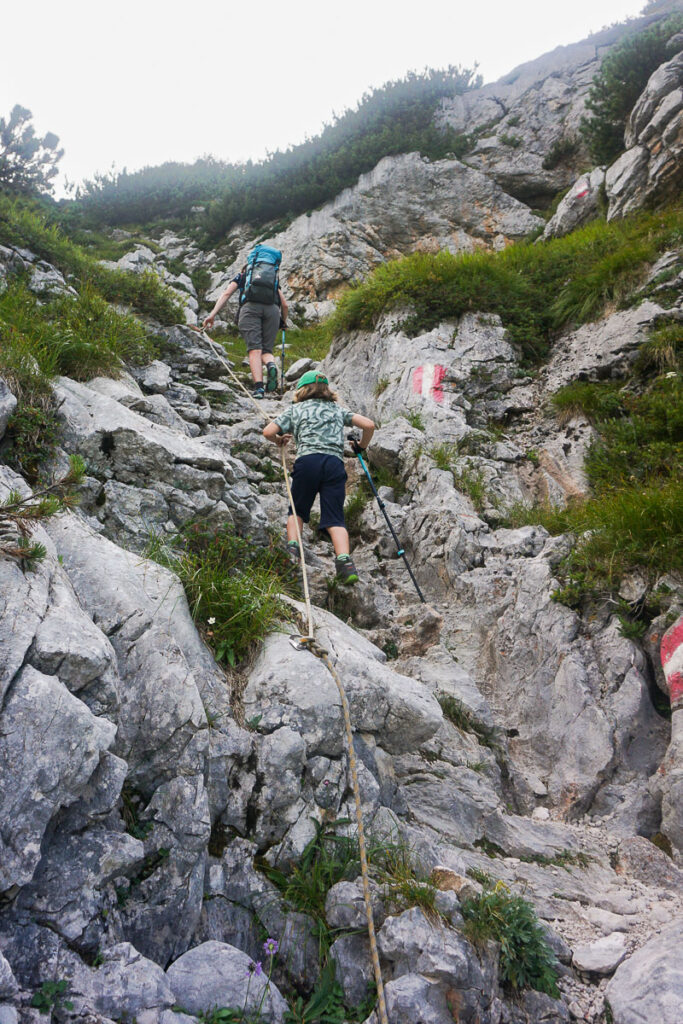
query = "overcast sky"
xmin=3 ymin=0 xmax=646 ymax=195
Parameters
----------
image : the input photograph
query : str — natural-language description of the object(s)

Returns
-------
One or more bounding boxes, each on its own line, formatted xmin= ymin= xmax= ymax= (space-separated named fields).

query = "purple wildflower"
xmin=246 ymin=960 xmax=263 ymax=976
xmin=263 ymin=937 xmax=279 ymax=956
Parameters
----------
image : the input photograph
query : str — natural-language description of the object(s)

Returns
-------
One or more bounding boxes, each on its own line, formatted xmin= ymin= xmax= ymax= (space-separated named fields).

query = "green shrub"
xmin=551 ymin=381 xmax=627 ymax=424
xmin=635 ymin=320 xmax=683 ymax=376
xmin=542 ymin=136 xmax=580 ymax=171
xmin=453 ymin=464 xmax=487 ymax=511
xmin=462 ymin=881 xmax=559 ymax=997
xmin=0 ymin=280 xmax=154 ymax=475
xmin=580 ymin=12 xmax=683 ymax=164
xmin=329 ymin=204 xmax=683 ymax=364
xmin=31 ymin=980 xmax=74 ymax=1015
xmin=499 ymin=133 xmax=521 ymax=148
xmin=437 ymin=693 xmax=496 ymax=748
xmin=146 ymin=523 xmax=296 ymax=666
xmin=0 ymin=195 xmax=183 ymax=323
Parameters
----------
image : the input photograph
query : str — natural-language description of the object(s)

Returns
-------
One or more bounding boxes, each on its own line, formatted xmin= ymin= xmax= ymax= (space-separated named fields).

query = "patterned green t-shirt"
xmin=275 ymin=400 xmax=355 ymax=460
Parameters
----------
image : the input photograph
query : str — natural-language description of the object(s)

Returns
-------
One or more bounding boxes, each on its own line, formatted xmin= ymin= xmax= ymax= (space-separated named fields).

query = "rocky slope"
xmin=96 ymin=5 xmax=680 ymax=323
xmin=1 ymin=13 xmax=683 ymax=1024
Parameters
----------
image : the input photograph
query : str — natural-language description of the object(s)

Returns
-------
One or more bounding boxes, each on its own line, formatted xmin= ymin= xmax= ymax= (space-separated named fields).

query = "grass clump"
xmin=329 ymin=204 xmax=683 ymax=363
xmin=453 ymin=465 xmax=487 ymax=511
xmin=550 ymin=380 xmax=627 ymax=425
xmin=437 ymin=693 xmax=496 ymax=749
xmin=635 ymin=320 xmax=683 ymax=376
xmin=0 ymin=195 xmax=183 ymax=323
xmin=0 ymin=279 xmax=155 ymax=476
xmin=146 ymin=523 xmax=296 ymax=666
xmin=462 ymin=880 xmax=559 ymax=998
xmin=514 ymin=367 xmax=683 ymax=606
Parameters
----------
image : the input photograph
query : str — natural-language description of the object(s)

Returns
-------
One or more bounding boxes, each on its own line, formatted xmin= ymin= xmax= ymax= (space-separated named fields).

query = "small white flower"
xmin=207 ymin=616 xmax=216 ymax=625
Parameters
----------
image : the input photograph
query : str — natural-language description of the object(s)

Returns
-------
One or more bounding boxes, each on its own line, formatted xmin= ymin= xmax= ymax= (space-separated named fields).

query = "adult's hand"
xmin=274 ymin=433 xmax=291 ymax=448
xmin=202 ymin=314 xmax=215 ymax=330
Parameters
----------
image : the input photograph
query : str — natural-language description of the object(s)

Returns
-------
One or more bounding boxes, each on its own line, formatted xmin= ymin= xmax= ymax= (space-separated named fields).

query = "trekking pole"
xmin=353 ymin=442 xmax=426 ymax=604
xmin=280 ymin=328 xmax=286 ymax=395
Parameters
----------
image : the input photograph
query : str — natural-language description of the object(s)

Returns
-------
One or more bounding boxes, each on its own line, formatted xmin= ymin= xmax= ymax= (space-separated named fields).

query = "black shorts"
xmin=289 ymin=454 xmax=347 ymax=529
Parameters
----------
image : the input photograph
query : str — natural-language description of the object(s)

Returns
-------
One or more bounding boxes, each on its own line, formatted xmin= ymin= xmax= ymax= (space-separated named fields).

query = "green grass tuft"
xmin=146 ymin=523 xmax=297 ymax=666
xmin=0 ymin=279 xmax=155 ymax=476
xmin=462 ymin=880 xmax=559 ymax=997
xmin=0 ymin=195 xmax=183 ymax=323
xmin=328 ymin=204 xmax=683 ymax=363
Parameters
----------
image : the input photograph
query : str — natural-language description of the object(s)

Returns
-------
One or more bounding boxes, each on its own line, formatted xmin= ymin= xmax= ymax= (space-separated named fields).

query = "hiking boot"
xmin=334 ymin=554 xmax=359 ymax=585
xmin=252 ymin=383 xmax=265 ymax=399
xmin=287 ymin=540 xmax=300 ymax=564
xmin=266 ymin=363 xmax=279 ymax=393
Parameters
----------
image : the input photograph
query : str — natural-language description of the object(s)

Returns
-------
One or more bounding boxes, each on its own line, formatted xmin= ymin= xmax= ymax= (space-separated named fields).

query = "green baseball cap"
xmin=296 ymin=371 xmax=329 ymax=389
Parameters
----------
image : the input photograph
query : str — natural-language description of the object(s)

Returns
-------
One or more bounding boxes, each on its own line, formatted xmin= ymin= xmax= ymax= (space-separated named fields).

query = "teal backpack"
xmin=241 ymin=245 xmax=282 ymax=305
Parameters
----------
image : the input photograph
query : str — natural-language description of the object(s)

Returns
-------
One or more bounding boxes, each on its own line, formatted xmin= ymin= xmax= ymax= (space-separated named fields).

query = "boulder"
xmin=542 ymin=167 xmax=606 ymax=240
xmin=0 ymin=665 xmax=115 ymax=890
xmin=606 ymin=920 xmax=683 ymax=1024
xmin=572 ymin=932 xmax=629 ymax=975
xmin=243 ymin=604 xmax=443 ymax=758
xmin=166 ymin=941 xmax=288 ymax=1023
xmin=0 ymin=380 xmax=16 ymax=441
xmin=68 ymin=942 xmax=175 ymax=1019
xmin=284 ymin=357 xmax=315 ymax=382
xmin=608 ymin=50 xmax=683 ymax=219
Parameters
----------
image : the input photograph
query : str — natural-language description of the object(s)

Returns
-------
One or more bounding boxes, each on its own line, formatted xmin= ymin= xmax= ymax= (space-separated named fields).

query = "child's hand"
xmin=275 ymin=433 xmax=291 ymax=447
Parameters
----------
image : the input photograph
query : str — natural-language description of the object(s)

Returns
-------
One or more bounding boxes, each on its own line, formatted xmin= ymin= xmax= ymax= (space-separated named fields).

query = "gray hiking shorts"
xmin=238 ymin=302 xmax=280 ymax=353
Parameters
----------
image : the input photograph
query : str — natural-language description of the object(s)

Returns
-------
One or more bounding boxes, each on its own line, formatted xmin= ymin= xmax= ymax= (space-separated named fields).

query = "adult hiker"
xmin=263 ymin=371 xmax=375 ymax=584
xmin=202 ymin=244 xmax=288 ymax=398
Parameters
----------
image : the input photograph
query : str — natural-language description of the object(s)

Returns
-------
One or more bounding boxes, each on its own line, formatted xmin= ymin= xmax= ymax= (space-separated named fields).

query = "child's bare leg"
xmin=327 ymin=526 xmax=350 ymax=556
xmin=248 ymin=348 xmax=263 ymax=383
xmin=286 ymin=515 xmax=304 ymax=544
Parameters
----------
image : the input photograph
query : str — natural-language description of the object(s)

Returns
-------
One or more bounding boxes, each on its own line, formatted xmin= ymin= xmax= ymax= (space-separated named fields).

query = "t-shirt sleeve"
xmin=275 ymin=409 xmax=293 ymax=434
xmin=340 ymin=407 xmax=355 ymax=427
xmin=231 ymin=273 xmax=243 ymax=288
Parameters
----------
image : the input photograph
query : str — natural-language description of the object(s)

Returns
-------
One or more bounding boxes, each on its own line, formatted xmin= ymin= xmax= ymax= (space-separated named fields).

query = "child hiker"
xmin=263 ymin=371 xmax=375 ymax=584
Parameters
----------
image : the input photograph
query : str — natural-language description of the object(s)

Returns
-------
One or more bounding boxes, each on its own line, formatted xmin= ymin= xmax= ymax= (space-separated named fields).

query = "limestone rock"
xmin=606 ymin=920 xmax=683 ymax=1023
xmin=45 ymin=513 xmax=218 ymax=793
xmin=542 ymin=167 xmax=606 ymax=240
xmin=329 ymin=933 xmax=373 ymax=1007
xmin=160 ymin=326 xmax=227 ymax=380
xmin=572 ymin=932 xmax=628 ymax=974
xmin=544 ymin=302 xmax=665 ymax=392
xmin=243 ymin=604 xmax=443 ymax=758
xmin=0 ymin=380 xmax=16 ymax=440
xmin=117 ymin=775 xmax=211 ymax=965
xmin=284 ymin=357 xmax=315 ymax=382
xmin=53 ymin=375 xmax=266 ymax=550
xmin=68 ymin=942 xmax=175 ymax=1019
xmin=0 ymin=954 xmax=18 ymax=1000
xmin=131 ymin=359 xmax=173 ymax=394
xmin=608 ymin=50 xmax=683 ymax=220
xmin=166 ymin=941 xmax=288 ymax=1023
xmin=0 ymin=665 xmax=115 ymax=890
xmin=207 ymin=154 xmax=542 ymax=312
